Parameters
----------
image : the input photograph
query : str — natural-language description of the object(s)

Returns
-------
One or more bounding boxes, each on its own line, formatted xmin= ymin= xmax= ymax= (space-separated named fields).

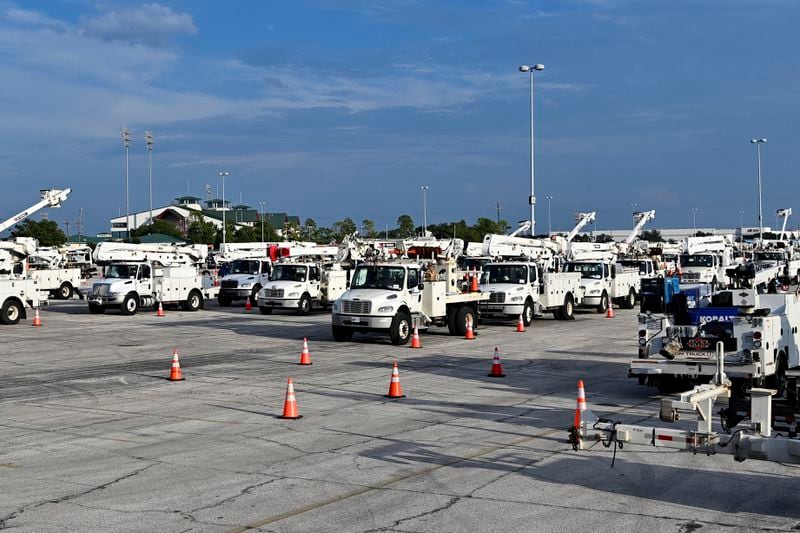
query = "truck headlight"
xmin=287 ymin=292 xmax=299 ymax=297
xmin=589 ymin=289 xmax=601 ymax=295
xmin=753 ymin=340 xmax=762 ymax=348
xmin=638 ymin=337 xmax=647 ymax=346
xmin=378 ymin=306 xmax=394 ymax=313
xmin=332 ymin=301 xmax=340 ymax=312
xmin=240 ymin=283 xmax=252 ymax=289
xmin=510 ymin=296 xmax=523 ymax=302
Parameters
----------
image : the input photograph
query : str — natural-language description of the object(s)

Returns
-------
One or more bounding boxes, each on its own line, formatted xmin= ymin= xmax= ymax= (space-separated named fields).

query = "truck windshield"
xmin=106 ymin=264 xmax=137 ymax=279
xmin=230 ymin=260 xmax=261 ymax=275
xmin=563 ymin=262 xmax=603 ymax=279
xmin=351 ymin=265 xmax=406 ymax=290
xmin=484 ymin=265 xmax=528 ymax=284
xmin=271 ymin=265 xmax=307 ymax=282
xmin=680 ymin=254 xmax=713 ymax=268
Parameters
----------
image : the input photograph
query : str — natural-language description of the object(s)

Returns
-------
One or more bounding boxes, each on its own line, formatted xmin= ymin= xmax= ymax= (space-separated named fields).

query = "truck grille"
xmin=489 ymin=292 xmax=505 ymax=304
xmin=90 ymin=283 xmax=110 ymax=296
xmin=682 ymin=272 xmax=701 ymax=282
xmin=264 ymin=289 xmax=284 ymax=298
xmin=221 ymin=280 xmax=238 ymax=289
xmin=341 ymin=300 xmax=371 ymax=314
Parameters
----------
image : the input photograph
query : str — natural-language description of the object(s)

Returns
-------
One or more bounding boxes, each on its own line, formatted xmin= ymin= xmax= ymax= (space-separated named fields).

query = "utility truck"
xmin=0 ymin=238 xmax=46 ymax=325
xmin=88 ymin=242 xmax=217 ymax=315
xmin=564 ymin=240 xmax=640 ymax=312
xmin=679 ymin=235 xmax=735 ymax=287
xmin=331 ymin=256 xmax=489 ymax=345
xmin=26 ymin=244 xmax=84 ymax=299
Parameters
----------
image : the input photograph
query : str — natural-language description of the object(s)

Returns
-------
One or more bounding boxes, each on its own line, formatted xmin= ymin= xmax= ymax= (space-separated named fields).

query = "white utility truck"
xmin=88 ymin=242 xmax=217 ymax=315
xmin=0 ymin=238 xmax=46 ymax=325
xmin=26 ymin=243 xmax=84 ymax=299
xmin=679 ymin=235 xmax=735 ymax=287
xmin=258 ymin=262 xmax=348 ymax=315
xmin=331 ymin=257 xmax=489 ymax=345
xmin=564 ymin=243 xmax=640 ymax=312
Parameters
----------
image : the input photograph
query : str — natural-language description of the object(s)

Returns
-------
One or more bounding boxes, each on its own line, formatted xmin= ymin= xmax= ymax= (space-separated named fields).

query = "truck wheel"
xmin=560 ymin=294 xmax=575 ymax=321
xmin=454 ymin=306 xmax=476 ymax=337
xmin=58 ymin=282 xmax=73 ymax=300
xmin=1 ymin=300 xmax=22 ymax=325
xmin=88 ymin=304 xmax=106 ymax=314
xmin=183 ymin=290 xmax=203 ymax=312
xmin=522 ymin=299 xmax=534 ymax=326
xmin=332 ymin=325 xmax=353 ymax=342
xmin=218 ymin=294 xmax=232 ymax=307
xmin=596 ymin=292 xmax=609 ymax=314
xmin=121 ymin=294 xmax=139 ymax=316
xmin=390 ymin=312 xmax=412 ymax=345
xmin=766 ymin=353 xmax=788 ymax=398
xmin=250 ymin=285 xmax=261 ymax=307
xmin=297 ymin=294 xmax=311 ymax=316
xmin=447 ymin=308 xmax=458 ymax=335
xmin=259 ymin=306 xmax=273 ymax=315
xmin=622 ymin=288 xmax=636 ymax=309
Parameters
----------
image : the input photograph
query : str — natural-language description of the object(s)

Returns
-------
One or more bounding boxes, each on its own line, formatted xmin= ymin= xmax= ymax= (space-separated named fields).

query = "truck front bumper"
xmin=88 ymin=294 xmax=125 ymax=306
xmin=220 ymin=288 xmax=252 ymax=299
xmin=479 ymin=303 xmax=524 ymax=317
xmin=258 ymin=297 xmax=301 ymax=309
xmin=332 ymin=314 xmax=393 ymax=329
xmin=581 ymin=295 xmax=603 ymax=306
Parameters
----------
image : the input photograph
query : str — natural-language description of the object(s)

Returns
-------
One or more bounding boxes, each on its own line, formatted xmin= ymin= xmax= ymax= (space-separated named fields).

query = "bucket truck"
xmin=679 ymin=235 xmax=735 ymax=287
xmin=88 ymin=242 xmax=217 ymax=315
xmin=332 ymin=248 xmax=489 ymax=345
xmin=0 ymin=188 xmax=71 ymax=235
xmin=26 ymin=245 xmax=84 ymax=299
xmin=0 ymin=238 xmax=46 ymax=325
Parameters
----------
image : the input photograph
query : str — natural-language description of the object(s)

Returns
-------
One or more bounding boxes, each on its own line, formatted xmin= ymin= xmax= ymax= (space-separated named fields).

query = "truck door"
xmin=531 ymin=265 xmax=540 ymax=296
xmin=137 ymin=264 xmax=153 ymax=294
xmin=407 ymin=268 xmax=422 ymax=303
xmin=309 ymin=266 xmax=320 ymax=297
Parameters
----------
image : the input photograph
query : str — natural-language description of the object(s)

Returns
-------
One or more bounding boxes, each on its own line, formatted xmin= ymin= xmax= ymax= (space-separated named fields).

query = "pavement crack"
xmin=364 ymin=496 xmax=461 ymax=533
xmin=189 ymin=477 xmax=281 ymax=513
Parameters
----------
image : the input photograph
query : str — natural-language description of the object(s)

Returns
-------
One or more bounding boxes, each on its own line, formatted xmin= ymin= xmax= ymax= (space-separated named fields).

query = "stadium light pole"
xmin=546 ymin=196 xmax=554 ymax=235
xmin=420 ymin=185 xmax=430 ymax=236
xmin=751 ymin=138 xmax=767 ymax=243
xmin=739 ymin=210 xmax=744 ymax=243
xmin=259 ymin=201 xmax=266 ymax=242
xmin=145 ymin=131 xmax=154 ymax=226
xmin=519 ymin=63 xmax=545 ymax=236
xmin=121 ymin=128 xmax=131 ymax=240
xmin=218 ymin=171 xmax=229 ymax=246
xmin=692 ymin=207 xmax=698 ymax=233
xmin=630 ymin=203 xmax=637 ymax=227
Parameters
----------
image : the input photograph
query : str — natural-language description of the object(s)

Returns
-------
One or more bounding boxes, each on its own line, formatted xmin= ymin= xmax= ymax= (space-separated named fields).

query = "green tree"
xmin=284 ymin=220 xmax=302 ymax=240
xmin=396 ymin=214 xmax=415 ymax=238
xmin=641 ymin=229 xmax=664 ymax=242
xmin=233 ymin=225 xmax=259 ymax=243
xmin=186 ymin=214 xmax=217 ymax=245
xmin=332 ymin=218 xmax=357 ymax=241
xmin=315 ymin=226 xmax=336 ymax=244
xmin=594 ymin=233 xmax=615 ymax=243
xmin=10 ymin=219 xmax=67 ymax=246
xmin=131 ymin=219 xmax=183 ymax=240
xmin=303 ymin=218 xmax=318 ymax=241
xmin=361 ymin=219 xmax=376 ymax=238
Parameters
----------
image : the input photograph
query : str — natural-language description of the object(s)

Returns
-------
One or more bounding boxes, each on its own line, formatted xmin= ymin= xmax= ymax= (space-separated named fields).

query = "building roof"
xmin=137 ymin=233 xmax=187 ymax=244
xmin=231 ymin=204 xmax=251 ymax=210
xmin=175 ymin=195 xmax=202 ymax=202
xmin=67 ymin=234 xmax=108 ymax=244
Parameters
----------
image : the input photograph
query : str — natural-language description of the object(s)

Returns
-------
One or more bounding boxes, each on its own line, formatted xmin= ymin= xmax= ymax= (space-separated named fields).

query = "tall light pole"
xmin=145 ymin=131 xmax=154 ymax=226
xmin=259 ymin=201 xmax=266 ymax=242
xmin=751 ymin=138 xmax=767 ymax=243
xmin=630 ymin=203 xmax=638 ymax=227
xmin=420 ymin=185 xmax=430 ymax=236
xmin=121 ymin=127 xmax=131 ymax=240
xmin=519 ymin=63 xmax=545 ymax=236
xmin=218 ymin=171 xmax=229 ymax=246
xmin=546 ymin=196 xmax=553 ymax=235
xmin=692 ymin=207 xmax=698 ymax=233
xmin=739 ymin=210 xmax=744 ymax=243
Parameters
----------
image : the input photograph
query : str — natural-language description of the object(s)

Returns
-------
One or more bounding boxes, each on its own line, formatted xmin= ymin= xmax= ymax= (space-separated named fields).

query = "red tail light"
xmin=753 ymin=331 xmax=762 ymax=340
xmin=638 ymin=330 xmax=647 ymax=337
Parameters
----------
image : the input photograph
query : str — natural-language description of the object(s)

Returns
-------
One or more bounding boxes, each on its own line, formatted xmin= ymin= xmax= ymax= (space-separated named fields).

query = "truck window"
xmin=407 ymin=268 xmax=419 ymax=289
xmin=310 ymin=267 xmax=319 ymax=281
xmin=603 ymin=264 xmax=610 ymax=278
xmin=138 ymin=265 xmax=151 ymax=280
xmin=260 ymin=262 xmax=271 ymax=274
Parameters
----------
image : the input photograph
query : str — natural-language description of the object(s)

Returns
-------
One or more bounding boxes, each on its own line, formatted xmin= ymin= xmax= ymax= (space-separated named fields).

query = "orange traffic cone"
xmin=410 ymin=325 xmax=422 ymax=349
xmin=169 ymin=348 xmax=184 ymax=381
xmin=299 ymin=337 xmax=312 ymax=365
xmin=470 ymin=268 xmax=479 ymax=292
xmin=606 ymin=301 xmax=615 ymax=319
xmin=32 ymin=308 xmax=42 ymax=327
xmin=573 ymin=379 xmax=587 ymax=429
xmin=156 ymin=301 xmax=165 ymax=317
xmin=487 ymin=347 xmax=506 ymax=378
xmin=465 ymin=315 xmax=476 ymax=340
xmin=245 ymin=299 xmax=253 ymax=311
xmin=278 ymin=377 xmax=302 ymax=419
xmin=384 ymin=361 xmax=405 ymax=399
xmin=516 ymin=314 xmax=525 ymax=332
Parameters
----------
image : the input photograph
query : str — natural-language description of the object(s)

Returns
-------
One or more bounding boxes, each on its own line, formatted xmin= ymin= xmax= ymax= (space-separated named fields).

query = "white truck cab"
xmin=257 ymin=262 xmax=348 ymax=315
xmin=218 ymin=258 xmax=271 ymax=306
xmin=563 ymin=260 xmax=640 ymax=312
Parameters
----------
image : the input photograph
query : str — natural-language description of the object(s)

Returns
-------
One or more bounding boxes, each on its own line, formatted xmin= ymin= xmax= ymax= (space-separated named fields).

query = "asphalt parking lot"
xmin=1 ymin=300 xmax=798 ymax=532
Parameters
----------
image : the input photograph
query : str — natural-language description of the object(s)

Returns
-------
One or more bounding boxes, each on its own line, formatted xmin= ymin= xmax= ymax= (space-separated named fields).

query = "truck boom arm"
xmin=0 ymin=189 xmax=71 ymax=234
xmin=566 ymin=212 xmax=596 ymax=243
xmin=93 ymin=242 xmax=208 ymax=266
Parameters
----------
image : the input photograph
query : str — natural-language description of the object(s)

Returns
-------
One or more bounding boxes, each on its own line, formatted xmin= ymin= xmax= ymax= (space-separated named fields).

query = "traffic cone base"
xmin=32 ymin=308 xmax=42 ymax=327
xmin=169 ymin=348 xmax=184 ymax=381
xmin=487 ymin=347 xmax=506 ymax=378
xmin=385 ymin=361 xmax=405 ymax=398
xmin=516 ymin=314 xmax=525 ymax=333
xmin=279 ymin=378 xmax=303 ymax=419
xmin=156 ymin=302 xmax=165 ymax=317
xmin=245 ymin=299 xmax=253 ymax=311
xmin=465 ymin=316 xmax=475 ymax=340
xmin=298 ymin=338 xmax=312 ymax=365
xmin=606 ymin=304 xmax=615 ymax=319
xmin=410 ymin=325 xmax=422 ymax=349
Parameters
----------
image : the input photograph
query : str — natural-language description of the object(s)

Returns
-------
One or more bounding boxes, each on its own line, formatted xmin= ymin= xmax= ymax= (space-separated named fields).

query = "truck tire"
xmin=58 ymin=282 xmax=73 ymax=300
xmin=621 ymin=288 xmax=636 ymax=309
xmin=218 ymin=294 xmax=232 ymax=307
xmin=390 ymin=312 xmax=412 ymax=345
xmin=454 ymin=306 xmax=476 ymax=337
xmin=559 ymin=293 xmax=575 ymax=321
xmin=250 ymin=285 xmax=261 ymax=307
xmin=121 ymin=293 xmax=139 ymax=316
xmin=332 ymin=325 xmax=353 ymax=342
xmin=1 ymin=300 xmax=22 ymax=325
xmin=522 ymin=299 xmax=534 ymax=326
xmin=297 ymin=294 xmax=312 ymax=316
xmin=182 ymin=290 xmax=203 ymax=312
xmin=596 ymin=292 xmax=609 ymax=314
xmin=259 ymin=306 xmax=273 ymax=315
xmin=88 ymin=303 xmax=106 ymax=314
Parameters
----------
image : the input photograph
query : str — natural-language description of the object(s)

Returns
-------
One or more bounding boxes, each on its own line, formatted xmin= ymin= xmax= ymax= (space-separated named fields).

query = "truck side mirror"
xmin=418 ymin=281 xmax=425 ymax=290
xmin=611 ymin=266 xmax=616 ymax=279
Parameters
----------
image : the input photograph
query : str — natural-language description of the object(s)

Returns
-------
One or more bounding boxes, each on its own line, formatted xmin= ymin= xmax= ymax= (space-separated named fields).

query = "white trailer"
xmin=331 ymin=259 xmax=489 ymax=345
xmin=88 ymin=242 xmax=217 ymax=315
xmin=478 ymin=261 xmax=582 ymax=324
xmin=257 ymin=262 xmax=348 ymax=315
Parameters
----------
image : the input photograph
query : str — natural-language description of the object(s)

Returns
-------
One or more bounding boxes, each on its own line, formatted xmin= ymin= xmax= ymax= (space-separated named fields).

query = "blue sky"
xmin=1 ymin=0 xmax=798 ymax=235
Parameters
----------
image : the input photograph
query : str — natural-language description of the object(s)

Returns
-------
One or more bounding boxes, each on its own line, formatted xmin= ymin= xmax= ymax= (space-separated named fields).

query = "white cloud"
xmin=80 ymin=3 xmax=197 ymax=46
